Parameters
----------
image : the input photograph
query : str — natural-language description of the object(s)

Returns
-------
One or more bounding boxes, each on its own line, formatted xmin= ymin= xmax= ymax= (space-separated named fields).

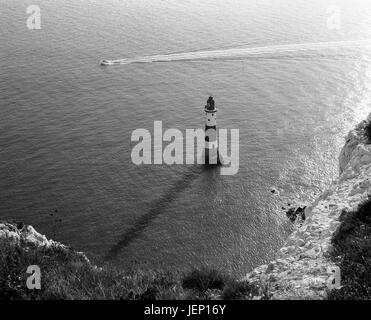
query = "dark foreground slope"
xmin=0 ymin=222 xmax=263 ymax=300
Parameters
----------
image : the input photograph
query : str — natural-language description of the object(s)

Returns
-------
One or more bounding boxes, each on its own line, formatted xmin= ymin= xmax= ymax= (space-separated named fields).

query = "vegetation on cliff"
xmin=328 ymin=199 xmax=371 ymax=300
xmin=365 ymin=120 xmax=371 ymax=144
xmin=0 ymin=223 xmax=257 ymax=300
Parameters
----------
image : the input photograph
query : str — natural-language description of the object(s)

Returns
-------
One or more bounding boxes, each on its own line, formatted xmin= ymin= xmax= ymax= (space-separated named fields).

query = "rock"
xmin=0 ymin=223 xmax=21 ymax=243
xmin=270 ymin=188 xmax=280 ymax=196
xmin=276 ymin=259 xmax=289 ymax=265
xmin=286 ymin=208 xmax=296 ymax=222
xmin=0 ymin=223 xmax=54 ymax=247
xmin=302 ymin=246 xmax=322 ymax=259
xmin=304 ymin=241 xmax=313 ymax=249
xmin=286 ymin=206 xmax=306 ymax=223
xmin=266 ymin=263 xmax=275 ymax=273
xmin=21 ymin=225 xmax=52 ymax=247
xmin=329 ymin=221 xmax=341 ymax=232
xmin=0 ymin=222 xmax=90 ymax=265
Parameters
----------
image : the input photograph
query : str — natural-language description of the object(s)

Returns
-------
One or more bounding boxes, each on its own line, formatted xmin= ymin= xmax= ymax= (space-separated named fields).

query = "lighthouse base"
xmin=203 ymin=148 xmax=222 ymax=165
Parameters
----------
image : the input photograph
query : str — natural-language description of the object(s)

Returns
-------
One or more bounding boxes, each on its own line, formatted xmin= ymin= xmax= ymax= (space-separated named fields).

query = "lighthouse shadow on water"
xmin=105 ymin=164 xmax=222 ymax=261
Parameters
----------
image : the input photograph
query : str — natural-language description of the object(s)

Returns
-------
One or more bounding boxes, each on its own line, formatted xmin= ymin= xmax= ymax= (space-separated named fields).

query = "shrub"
xmin=222 ymin=281 xmax=260 ymax=300
xmin=364 ymin=120 xmax=371 ymax=144
xmin=0 ymin=238 xmax=184 ymax=300
xmin=182 ymin=267 xmax=229 ymax=293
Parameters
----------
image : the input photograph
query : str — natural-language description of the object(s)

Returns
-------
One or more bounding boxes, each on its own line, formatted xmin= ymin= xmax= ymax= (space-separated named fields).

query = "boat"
xmin=100 ymin=59 xmax=113 ymax=66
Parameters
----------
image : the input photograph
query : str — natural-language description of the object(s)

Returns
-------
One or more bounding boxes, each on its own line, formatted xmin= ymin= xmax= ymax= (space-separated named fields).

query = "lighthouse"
xmin=204 ymin=96 xmax=221 ymax=165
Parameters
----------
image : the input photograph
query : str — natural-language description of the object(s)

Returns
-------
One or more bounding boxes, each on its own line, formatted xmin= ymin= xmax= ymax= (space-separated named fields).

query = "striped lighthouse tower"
xmin=204 ymin=96 xmax=221 ymax=165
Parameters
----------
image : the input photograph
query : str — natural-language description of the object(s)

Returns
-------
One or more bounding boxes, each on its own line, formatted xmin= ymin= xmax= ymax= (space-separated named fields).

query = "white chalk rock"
xmin=243 ymin=112 xmax=371 ymax=299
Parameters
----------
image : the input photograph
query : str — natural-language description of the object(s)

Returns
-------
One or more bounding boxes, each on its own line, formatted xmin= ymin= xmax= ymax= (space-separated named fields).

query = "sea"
xmin=1 ymin=0 xmax=371 ymax=276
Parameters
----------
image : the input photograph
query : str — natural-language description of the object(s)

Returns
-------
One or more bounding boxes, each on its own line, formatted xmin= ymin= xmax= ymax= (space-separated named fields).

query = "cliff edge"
xmin=243 ymin=113 xmax=371 ymax=299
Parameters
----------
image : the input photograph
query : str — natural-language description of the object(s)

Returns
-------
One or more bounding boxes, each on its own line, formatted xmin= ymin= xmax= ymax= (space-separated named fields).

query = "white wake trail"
xmin=100 ymin=40 xmax=371 ymax=66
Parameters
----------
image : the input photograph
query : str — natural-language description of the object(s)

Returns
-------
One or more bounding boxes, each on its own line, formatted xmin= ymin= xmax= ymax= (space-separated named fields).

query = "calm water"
xmin=1 ymin=0 xmax=371 ymax=276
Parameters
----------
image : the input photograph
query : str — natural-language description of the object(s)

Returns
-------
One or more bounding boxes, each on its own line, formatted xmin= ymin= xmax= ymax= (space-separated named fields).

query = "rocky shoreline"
xmin=243 ymin=113 xmax=371 ymax=299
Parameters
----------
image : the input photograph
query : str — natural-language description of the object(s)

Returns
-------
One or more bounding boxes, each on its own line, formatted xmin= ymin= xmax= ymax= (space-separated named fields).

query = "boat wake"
xmin=100 ymin=40 xmax=371 ymax=66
